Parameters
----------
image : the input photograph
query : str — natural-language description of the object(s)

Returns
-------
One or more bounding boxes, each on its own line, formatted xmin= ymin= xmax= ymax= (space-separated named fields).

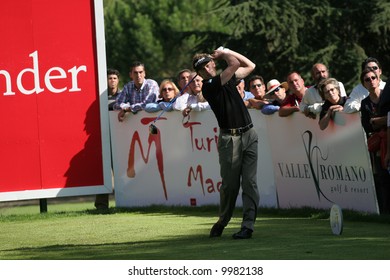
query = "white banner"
xmin=110 ymin=110 xmax=378 ymax=213
xmin=264 ymin=112 xmax=378 ymax=213
xmin=109 ymin=110 xmax=276 ymax=208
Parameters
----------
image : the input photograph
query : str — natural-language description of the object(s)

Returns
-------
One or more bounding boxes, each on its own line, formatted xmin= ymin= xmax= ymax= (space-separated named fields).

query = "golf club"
xmin=149 ymin=73 xmax=198 ymax=135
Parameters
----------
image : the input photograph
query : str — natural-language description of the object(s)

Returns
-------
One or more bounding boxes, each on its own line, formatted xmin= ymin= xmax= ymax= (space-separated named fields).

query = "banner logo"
xmin=302 ymin=130 xmax=334 ymax=203
xmin=1 ymin=51 xmax=87 ymax=96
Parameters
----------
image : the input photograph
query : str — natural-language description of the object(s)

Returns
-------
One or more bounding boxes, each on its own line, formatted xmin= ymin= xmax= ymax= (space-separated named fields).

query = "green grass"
xmin=1 ymin=198 xmax=390 ymax=260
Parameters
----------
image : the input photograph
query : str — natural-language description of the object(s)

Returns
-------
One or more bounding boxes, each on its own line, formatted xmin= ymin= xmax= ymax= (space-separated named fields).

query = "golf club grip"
xmin=153 ymin=74 xmax=198 ymax=123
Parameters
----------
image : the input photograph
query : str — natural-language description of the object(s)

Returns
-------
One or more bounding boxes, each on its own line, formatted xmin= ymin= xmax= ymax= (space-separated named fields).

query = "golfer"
xmin=192 ymin=48 xmax=259 ymax=239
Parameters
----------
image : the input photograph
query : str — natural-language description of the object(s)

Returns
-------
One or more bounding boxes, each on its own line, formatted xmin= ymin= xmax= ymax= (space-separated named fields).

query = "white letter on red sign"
xmin=0 ymin=70 xmax=15 ymax=96
xmin=45 ymin=67 xmax=67 ymax=93
xmin=68 ymin=65 xmax=87 ymax=92
xmin=16 ymin=51 xmax=44 ymax=95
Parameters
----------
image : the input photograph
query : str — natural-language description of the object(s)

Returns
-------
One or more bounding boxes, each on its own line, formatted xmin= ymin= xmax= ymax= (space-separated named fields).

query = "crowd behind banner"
xmin=109 ymin=110 xmax=378 ymax=214
xmin=100 ymin=56 xmax=390 ymax=214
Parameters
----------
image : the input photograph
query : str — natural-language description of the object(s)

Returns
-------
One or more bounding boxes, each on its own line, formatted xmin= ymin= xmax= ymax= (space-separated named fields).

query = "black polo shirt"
xmin=202 ymin=74 xmax=252 ymax=129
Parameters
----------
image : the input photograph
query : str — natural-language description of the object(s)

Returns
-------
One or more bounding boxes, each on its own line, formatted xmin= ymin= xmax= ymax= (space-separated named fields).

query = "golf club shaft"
xmin=152 ymin=74 xmax=198 ymax=123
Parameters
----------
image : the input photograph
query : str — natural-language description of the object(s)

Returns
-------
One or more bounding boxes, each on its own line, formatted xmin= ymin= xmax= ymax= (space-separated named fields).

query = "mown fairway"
xmin=1 ymin=199 xmax=390 ymax=260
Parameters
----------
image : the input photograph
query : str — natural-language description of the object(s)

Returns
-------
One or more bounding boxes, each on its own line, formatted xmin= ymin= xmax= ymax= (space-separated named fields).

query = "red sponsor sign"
xmin=0 ymin=0 xmax=109 ymax=198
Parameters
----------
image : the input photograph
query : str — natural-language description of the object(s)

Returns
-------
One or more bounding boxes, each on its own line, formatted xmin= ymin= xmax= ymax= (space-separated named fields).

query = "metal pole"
xmin=39 ymin=198 xmax=47 ymax=213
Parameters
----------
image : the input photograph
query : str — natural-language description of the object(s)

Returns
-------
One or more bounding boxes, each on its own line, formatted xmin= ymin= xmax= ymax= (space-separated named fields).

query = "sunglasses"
xmin=162 ymin=87 xmax=173 ymax=92
xmin=367 ymin=66 xmax=379 ymax=71
xmin=251 ymin=83 xmax=262 ymax=89
xmin=364 ymin=76 xmax=377 ymax=83
xmin=269 ymin=86 xmax=282 ymax=95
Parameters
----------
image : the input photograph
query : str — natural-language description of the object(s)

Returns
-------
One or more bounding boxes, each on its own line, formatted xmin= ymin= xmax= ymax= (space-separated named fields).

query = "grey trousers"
xmin=217 ymin=127 xmax=260 ymax=231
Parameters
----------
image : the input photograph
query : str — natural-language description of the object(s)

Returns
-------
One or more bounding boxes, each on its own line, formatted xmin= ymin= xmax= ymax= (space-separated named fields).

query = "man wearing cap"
xmin=192 ymin=47 xmax=259 ymax=239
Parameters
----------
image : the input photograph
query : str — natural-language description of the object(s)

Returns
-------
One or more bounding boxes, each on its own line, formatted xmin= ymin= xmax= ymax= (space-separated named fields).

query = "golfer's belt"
xmin=220 ymin=123 xmax=253 ymax=136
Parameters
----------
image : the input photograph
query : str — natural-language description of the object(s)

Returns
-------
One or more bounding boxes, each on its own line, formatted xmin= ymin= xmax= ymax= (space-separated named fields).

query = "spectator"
xmin=279 ymin=71 xmax=306 ymax=117
xmin=318 ymin=78 xmax=346 ymax=130
xmin=176 ymin=68 xmax=192 ymax=94
xmin=107 ymin=69 xmax=121 ymax=111
xmin=360 ymin=70 xmax=387 ymax=136
xmin=261 ymin=79 xmax=288 ymax=115
xmin=344 ymin=57 xmax=386 ymax=113
xmin=247 ymin=75 xmax=269 ymax=109
xmin=360 ymin=69 xmax=389 ymax=213
xmin=299 ymin=63 xmax=346 ymax=119
xmin=236 ymin=79 xmax=254 ymax=107
xmin=144 ymin=80 xmax=179 ymax=112
xmin=114 ymin=61 xmax=159 ymax=122
xmin=173 ymin=72 xmax=210 ymax=117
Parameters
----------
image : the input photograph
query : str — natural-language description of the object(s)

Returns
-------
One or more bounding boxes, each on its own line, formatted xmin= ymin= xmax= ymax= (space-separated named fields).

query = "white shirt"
xmin=173 ymin=92 xmax=210 ymax=111
xmin=343 ymin=80 xmax=386 ymax=113
xmin=299 ymin=81 xmax=346 ymax=114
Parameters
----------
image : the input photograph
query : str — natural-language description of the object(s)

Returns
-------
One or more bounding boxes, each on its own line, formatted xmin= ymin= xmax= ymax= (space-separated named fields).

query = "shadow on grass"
xmin=2 ymin=213 xmax=390 ymax=260
xmin=86 ymin=205 xmax=390 ymax=224
xmin=3 ymin=227 xmax=390 ymax=260
xmin=2 ymin=205 xmax=390 ymax=260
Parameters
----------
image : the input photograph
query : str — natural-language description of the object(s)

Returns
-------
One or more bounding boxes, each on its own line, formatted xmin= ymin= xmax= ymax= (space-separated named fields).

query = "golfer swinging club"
xmin=192 ymin=47 xmax=259 ymax=239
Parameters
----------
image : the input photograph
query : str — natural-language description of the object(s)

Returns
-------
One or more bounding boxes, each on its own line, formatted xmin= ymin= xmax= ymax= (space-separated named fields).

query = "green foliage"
xmin=202 ymin=0 xmax=390 ymax=92
xmin=103 ymin=0 xmax=229 ymax=83
xmin=103 ymin=0 xmax=389 ymax=92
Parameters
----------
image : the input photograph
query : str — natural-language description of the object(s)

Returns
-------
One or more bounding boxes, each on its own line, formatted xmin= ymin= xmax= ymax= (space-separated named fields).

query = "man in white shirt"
xmin=173 ymin=72 xmax=210 ymax=117
xmin=299 ymin=63 xmax=346 ymax=119
xmin=344 ymin=57 xmax=386 ymax=113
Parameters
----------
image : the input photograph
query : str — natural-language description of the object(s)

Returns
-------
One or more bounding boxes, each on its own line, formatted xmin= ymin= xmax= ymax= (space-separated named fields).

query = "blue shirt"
xmin=144 ymin=100 xmax=174 ymax=113
xmin=243 ymin=90 xmax=254 ymax=101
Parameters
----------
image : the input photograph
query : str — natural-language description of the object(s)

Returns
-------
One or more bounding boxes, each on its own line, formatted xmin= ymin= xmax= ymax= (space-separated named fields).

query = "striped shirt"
xmin=114 ymin=79 xmax=159 ymax=112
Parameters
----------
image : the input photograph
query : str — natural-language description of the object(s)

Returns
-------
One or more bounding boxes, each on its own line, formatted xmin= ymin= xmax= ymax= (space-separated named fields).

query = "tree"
xmin=103 ymin=0 xmax=389 ymax=91
xmin=103 ymin=0 xmax=229 ymax=83
xmin=104 ymin=0 xmax=163 ymax=83
xmin=197 ymin=0 xmax=389 ymax=92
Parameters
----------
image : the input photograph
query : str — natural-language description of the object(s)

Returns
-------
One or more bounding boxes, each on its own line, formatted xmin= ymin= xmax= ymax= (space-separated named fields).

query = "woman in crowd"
xmin=318 ymin=78 xmax=346 ymax=130
xmin=144 ymin=80 xmax=179 ymax=112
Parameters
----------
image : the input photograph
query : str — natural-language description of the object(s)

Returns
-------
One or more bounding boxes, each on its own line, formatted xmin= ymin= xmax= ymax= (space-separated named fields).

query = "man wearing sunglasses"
xmin=360 ymin=69 xmax=390 ymax=213
xmin=247 ymin=75 xmax=270 ymax=109
xmin=344 ymin=57 xmax=387 ymax=113
xmin=261 ymin=79 xmax=288 ymax=115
